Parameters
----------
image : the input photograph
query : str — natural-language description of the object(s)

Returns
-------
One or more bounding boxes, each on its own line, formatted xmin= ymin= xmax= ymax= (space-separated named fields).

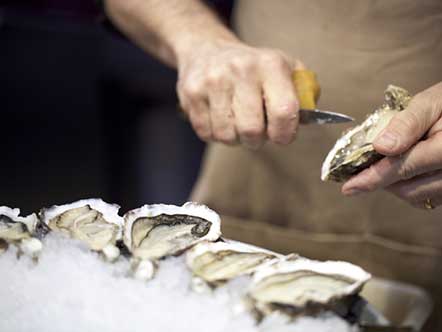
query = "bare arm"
xmin=105 ymin=0 xmax=236 ymax=67
xmin=105 ymin=0 xmax=303 ymax=148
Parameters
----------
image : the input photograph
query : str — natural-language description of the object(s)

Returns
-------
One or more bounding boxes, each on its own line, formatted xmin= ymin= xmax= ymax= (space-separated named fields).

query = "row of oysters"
xmin=0 ymin=199 xmax=370 ymax=321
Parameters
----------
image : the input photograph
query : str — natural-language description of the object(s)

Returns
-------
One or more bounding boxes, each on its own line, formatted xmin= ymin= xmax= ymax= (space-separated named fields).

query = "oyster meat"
xmin=123 ymin=202 xmax=221 ymax=280
xmin=186 ymin=240 xmax=278 ymax=290
xmin=40 ymin=199 xmax=123 ymax=261
xmin=321 ymin=85 xmax=411 ymax=182
xmin=0 ymin=206 xmax=43 ymax=258
xmin=248 ymin=255 xmax=371 ymax=317
xmin=123 ymin=202 xmax=221 ymax=260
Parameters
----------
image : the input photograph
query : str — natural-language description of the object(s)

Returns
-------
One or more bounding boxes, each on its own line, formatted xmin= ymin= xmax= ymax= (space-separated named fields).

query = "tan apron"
xmin=192 ymin=0 xmax=442 ymax=330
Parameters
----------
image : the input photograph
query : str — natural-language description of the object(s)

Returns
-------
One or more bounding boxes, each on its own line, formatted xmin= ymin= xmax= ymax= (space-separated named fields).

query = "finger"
xmin=386 ymin=170 xmax=442 ymax=209
xmin=342 ymin=132 xmax=442 ymax=195
xmin=177 ymin=78 xmax=212 ymax=142
xmin=232 ymin=80 xmax=265 ymax=149
xmin=261 ymin=57 xmax=299 ymax=145
xmin=208 ymin=84 xmax=237 ymax=145
xmin=373 ymin=85 xmax=442 ymax=156
xmin=187 ymin=99 xmax=212 ymax=142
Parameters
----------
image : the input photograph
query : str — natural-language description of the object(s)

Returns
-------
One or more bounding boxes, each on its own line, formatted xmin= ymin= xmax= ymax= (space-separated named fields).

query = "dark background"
xmin=0 ymin=2 xmax=233 ymax=214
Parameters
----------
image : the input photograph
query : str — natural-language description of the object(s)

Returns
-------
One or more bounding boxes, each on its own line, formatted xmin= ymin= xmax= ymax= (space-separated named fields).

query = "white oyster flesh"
xmin=41 ymin=199 xmax=123 ymax=252
xmin=249 ymin=256 xmax=371 ymax=312
xmin=186 ymin=240 xmax=279 ymax=285
xmin=123 ymin=202 xmax=221 ymax=260
xmin=321 ymin=85 xmax=411 ymax=182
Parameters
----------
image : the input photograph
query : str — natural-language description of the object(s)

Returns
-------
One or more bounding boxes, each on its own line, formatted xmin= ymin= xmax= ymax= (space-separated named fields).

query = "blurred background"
xmin=0 ymin=0 xmax=233 ymax=214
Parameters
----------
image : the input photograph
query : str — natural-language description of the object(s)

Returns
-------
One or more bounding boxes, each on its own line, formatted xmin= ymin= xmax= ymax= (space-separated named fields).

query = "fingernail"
xmin=343 ymin=188 xmax=364 ymax=196
xmin=376 ymin=132 xmax=397 ymax=150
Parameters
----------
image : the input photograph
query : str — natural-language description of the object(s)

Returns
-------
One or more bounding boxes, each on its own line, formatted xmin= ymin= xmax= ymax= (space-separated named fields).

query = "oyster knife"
xmin=299 ymin=109 xmax=354 ymax=125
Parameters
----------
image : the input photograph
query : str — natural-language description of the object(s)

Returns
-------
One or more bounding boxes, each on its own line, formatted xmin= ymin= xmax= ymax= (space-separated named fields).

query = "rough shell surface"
xmin=321 ymin=85 xmax=411 ymax=182
xmin=0 ymin=206 xmax=39 ymax=241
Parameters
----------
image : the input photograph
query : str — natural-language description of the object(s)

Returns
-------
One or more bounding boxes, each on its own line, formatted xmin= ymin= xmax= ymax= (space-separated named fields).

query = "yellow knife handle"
xmin=292 ymin=69 xmax=321 ymax=110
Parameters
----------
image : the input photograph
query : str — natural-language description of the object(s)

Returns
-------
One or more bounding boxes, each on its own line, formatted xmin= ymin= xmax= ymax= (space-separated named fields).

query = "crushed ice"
xmin=0 ymin=233 xmax=358 ymax=332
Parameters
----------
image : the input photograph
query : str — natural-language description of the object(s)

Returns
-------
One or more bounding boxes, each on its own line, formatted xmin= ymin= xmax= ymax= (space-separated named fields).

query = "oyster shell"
xmin=123 ymin=202 xmax=221 ymax=280
xmin=248 ymin=255 xmax=371 ymax=317
xmin=186 ymin=240 xmax=278 ymax=290
xmin=40 ymin=199 xmax=123 ymax=261
xmin=0 ymin=206 xmax=43 ymax=258
xmin=123 ymin=202 xmax=221 ymax=260
xmin=321 ymin=85 xmax=411 ymax=182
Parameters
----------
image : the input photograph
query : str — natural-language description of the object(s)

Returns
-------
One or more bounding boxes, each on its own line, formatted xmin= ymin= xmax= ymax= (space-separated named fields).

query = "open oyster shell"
xmin=123 ymin=202 xmax=221 ymax=281
xmin=321 ymin=85 xmax=411 ymax=182
xmin=0 ymin=206 xmax=43 ymax=258
xmin=186 ymin=240 xmax=279 ymax=290
xmin=248 ymin=255 xmax=371 ymax=317
xmin=40 ymin=199 xmax=123 ymax=261
xmin=123 ymin=202 xmax=221 ymax=260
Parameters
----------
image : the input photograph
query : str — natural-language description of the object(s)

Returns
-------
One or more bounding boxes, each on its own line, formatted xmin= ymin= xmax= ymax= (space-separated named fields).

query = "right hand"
xmin=176 ymin=39 xmax=305 ymax=149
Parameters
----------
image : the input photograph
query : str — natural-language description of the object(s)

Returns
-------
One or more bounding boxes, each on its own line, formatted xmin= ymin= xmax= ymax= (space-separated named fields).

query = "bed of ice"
xmin=0 ymin=234 xmax=359 ymax=332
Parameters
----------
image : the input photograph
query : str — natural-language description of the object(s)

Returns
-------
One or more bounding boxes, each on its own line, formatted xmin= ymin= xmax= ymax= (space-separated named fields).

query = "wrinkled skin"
xmin=177 ymin=40 xmax=303 ymax=149
xmin=342 ymin=82 xmax=442 ymax=210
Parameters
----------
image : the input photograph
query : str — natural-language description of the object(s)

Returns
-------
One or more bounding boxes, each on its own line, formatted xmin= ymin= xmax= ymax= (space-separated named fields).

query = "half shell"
xmin=321 ymin=85 xmax=411 ymax=182
xmin=40 ymin=199 xmax=123 ymax=261
xmin=123 ymin=202 xmax=221 ymax=260
xmin=249 ymin=255 xmax=371 ymax=316
xmin=0 ymin=206 xmax=43 ymax=257
xmin=186 ymin=240 xmax=278 ymax=288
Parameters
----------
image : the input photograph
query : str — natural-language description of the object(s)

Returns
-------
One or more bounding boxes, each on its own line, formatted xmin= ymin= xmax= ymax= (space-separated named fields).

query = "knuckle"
xmin=190 ymin=116 xmax=210 ymax=137
xmin=273 ymin=104 xmax=297 ymax=123
xmin=261 ymin=51 xmax=286 ymax=68
xmin=196 ymin=130 xmax=212 ymax=142
xmin=206 ymin=66 xmax=230 ymax=86
xmin=270 ymin=130 xmax=295 ymax=145
xmin=230 ymin=56 xmax=255 ymax=73
xmin=182 ymin=81 xmax=204 ymax=99
xmin=397 ymin=161 xmax=416 ymax=180
xmin=212 ymin=127 xmax=236 ymax=144
xmin=394 ymin=112 xmax=420 ymax=136
xmin=239 ymin=125 xmax=264 ymax=140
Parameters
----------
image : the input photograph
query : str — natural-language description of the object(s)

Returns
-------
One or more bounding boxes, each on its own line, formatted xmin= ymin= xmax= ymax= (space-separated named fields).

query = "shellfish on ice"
xmin=40 ymin=199 xmax=123 ymax=261
xmin=248 ymin=255 xmax=371 ymax=317
xmin=186 ymin=240 xmax=279 ymax=292
xmin=123 ymin=202 xmax=221 ymax=280
xmin=0 ymin=206 xmax=45 ymax=258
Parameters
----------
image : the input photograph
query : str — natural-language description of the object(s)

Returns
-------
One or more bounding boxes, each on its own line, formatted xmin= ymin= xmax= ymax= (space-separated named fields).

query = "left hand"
xmin=341 ymin=82 xmax=442 ymax=210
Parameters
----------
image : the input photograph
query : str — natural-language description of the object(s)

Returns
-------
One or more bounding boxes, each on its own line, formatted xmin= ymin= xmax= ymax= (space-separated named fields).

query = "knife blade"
xmin=299 ymin=109 xmax=354 ymax=125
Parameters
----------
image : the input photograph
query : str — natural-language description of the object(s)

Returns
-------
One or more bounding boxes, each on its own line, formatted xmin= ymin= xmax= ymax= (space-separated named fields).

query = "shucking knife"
xmin=293 ymin=69 xmax=354 ymax=125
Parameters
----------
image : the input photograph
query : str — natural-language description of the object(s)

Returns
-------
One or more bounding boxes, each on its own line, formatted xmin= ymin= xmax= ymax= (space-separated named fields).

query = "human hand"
xmin=342 ymin=82 xmax=442 ymax=209
xmin=176 ymin=39 xmax=304 ymax=148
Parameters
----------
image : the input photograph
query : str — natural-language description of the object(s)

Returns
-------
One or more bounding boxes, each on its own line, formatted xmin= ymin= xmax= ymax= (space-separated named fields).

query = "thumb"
xmin=373 ymin=94 xmax=438 ymax=156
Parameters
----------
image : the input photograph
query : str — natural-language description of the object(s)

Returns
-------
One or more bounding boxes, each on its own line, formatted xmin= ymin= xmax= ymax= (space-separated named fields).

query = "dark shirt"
xmin=0 ymin=0 xmax=100 ymax=19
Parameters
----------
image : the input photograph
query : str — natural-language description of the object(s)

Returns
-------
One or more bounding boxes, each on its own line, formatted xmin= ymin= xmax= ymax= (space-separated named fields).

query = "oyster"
xmin=248 ymin=255 xmax=371 ymax=317
xmin=0 ymin=206 xmax=43 ymax=258
xmin=321 ymin=85 xmax=411 ymax=182
xmin=123 ymin=202 xmax=221 ymax=280
xmin=186 ymin=240 xmax=278 ymax=291
xmin=40 ymin=199 xmax=123 ymax=261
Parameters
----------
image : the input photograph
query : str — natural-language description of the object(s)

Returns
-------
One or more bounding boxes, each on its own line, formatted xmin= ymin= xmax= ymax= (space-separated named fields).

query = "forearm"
xmin=104 ymin=0 xmax=239 ymax=67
